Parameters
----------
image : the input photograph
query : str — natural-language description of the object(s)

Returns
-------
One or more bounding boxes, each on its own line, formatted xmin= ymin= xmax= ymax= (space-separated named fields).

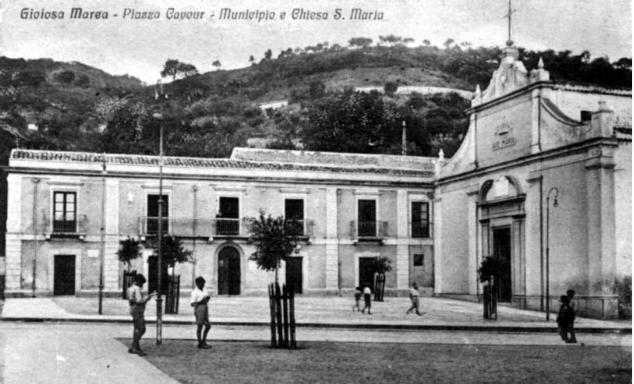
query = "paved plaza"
xmin=1 ymin=295 xmax=629 ymax=331
xmin=0 ymin=296 xmax=630 ymax=383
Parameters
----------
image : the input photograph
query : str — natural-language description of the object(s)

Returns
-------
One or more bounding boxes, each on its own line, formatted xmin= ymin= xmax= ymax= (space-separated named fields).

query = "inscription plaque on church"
xmin=492 ymin=121 xmax=516 ymax=151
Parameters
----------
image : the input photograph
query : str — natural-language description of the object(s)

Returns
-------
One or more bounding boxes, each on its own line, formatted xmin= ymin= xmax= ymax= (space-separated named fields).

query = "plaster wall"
xmin=614 ymin=142 xmax=632 ymax=278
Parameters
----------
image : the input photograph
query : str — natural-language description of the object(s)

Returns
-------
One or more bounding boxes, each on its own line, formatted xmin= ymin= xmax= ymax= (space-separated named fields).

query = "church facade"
xmin=2 ymin=43 xmax=631 ymax=319
xmin=435 ymin=43 xmax=631 ymax=319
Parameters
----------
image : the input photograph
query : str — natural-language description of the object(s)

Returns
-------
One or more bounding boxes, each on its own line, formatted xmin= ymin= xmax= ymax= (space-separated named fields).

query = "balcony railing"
xmin=215 ymin=218 xmax=241 ymax=236
xmin=139 ymin=217 xmax=259 ymax=238
xmin=49 ymin=214 xmax=88 ymax=238
xmin=411 ymin=221 xmax=433 ymax=238
xmin=350 ymin=220 xmax=388 ymax=239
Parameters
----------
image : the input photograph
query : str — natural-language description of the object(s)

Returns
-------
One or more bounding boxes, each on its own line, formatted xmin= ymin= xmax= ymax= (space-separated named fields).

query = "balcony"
xmin=138 ymin=217 xmax=315 ymax=241
xmin=138 ymin=217 xmax=251 ymax=239
xmin=350 ymin=220 xmax=388 ymax=242
xmin=48 ymin=214 xmax=88 ymax=239
xmin=411 ymin=221 xmax=433 ymax=239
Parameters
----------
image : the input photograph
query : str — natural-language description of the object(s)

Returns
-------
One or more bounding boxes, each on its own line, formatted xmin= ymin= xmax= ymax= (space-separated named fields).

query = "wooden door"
xmin=53 ymin=255 xmax=75 ymax=295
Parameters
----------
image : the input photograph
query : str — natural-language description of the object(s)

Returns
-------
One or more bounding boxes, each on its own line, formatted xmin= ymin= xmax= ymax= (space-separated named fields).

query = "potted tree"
xmin=373 ymin=257 xmax=392 ymax=301
xmin=154 ymin=235 xmax=192 ymax=314
xmin=478 ymin=256 xmax=501 ymax=320
xmin=117 ymin=237 xmax=141 ymax=299
xmin=248 ymin=211 xmax=303 ymax=348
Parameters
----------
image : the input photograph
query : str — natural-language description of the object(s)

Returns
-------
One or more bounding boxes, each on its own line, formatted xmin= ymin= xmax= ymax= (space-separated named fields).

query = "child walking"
xmin=406 ymin=282 xmax=424 ymax=316
xmin=361 ymin=285 xmax=372 ymax=315
xmin=352 ymin=286 xmax=362 ymax=312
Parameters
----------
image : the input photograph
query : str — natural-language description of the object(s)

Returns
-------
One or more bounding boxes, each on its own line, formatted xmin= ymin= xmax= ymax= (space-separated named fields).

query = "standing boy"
xmin=128 ymin=274 xmax=156 ymax=356
xmin=406 ymin=282 xmax=424 ymax=316
xmin=191 ymin=276 xmax=212 ymax=349
xmin=361 ymin=285 xmax=372 ymax=315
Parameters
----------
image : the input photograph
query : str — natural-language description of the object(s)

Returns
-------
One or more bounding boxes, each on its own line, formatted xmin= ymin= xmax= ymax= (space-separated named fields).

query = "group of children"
xmin=556 ymin=289 xmax=578 ymax=344
xmin=127 ymin=274 xmax=578 ymax=355
xmin=353 ymin=282 xmax=424 ymax=316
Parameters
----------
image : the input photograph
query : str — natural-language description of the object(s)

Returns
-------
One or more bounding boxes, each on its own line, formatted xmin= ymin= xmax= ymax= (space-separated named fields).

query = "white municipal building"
xmin=3 ymin=42 xmax=631 ymax=319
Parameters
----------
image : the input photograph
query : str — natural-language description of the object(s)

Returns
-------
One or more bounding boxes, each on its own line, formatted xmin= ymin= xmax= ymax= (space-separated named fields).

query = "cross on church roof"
xmin=504 ymin=0 xmax=516 ymax=46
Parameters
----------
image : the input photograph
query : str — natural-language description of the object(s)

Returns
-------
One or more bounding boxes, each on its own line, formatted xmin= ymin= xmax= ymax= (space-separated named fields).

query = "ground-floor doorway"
xmin=358 ymin=257 xmax=376 ymax=290
xmin=285 ymin=257 xmax=302 ymax=294
xmin=493 ymin=227 xmax=512 ymax=302
xmin=147 ymin=255 xmax=168 ymax=294
xmin=53 ymin=255 xmax=75 ymax=295
xmin=218 ymin=247 xmax=240 ymax=295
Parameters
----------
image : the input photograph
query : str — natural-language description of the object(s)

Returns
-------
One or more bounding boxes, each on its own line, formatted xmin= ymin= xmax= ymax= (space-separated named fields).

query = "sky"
xmin=0 ymin=0 xmax=631 ymax=84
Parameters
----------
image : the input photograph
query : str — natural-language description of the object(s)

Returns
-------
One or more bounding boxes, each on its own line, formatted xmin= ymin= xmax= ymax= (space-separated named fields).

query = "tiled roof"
xmin=231 ymin=147 xmax=436 ymax=171
xmin=10 ymin=149 xmax=435 ymax=178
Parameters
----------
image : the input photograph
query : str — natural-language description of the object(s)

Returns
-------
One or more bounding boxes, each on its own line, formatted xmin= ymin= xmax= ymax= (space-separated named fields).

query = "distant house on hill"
xmin=258 ymin=100 xmax=289 ymax=112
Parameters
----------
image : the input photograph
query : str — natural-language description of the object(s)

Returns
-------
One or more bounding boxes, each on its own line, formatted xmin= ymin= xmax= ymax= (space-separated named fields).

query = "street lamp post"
xmin=154 ymin=80 xmax=168 ymax=345
xmin=545 ymin=187 xmax=559 ymax=321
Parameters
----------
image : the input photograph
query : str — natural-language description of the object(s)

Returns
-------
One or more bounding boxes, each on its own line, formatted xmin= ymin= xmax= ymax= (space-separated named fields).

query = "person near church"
xmin=406 ymin=282 xmax=424 ymax=316
xmin=191 ymin=276 xmax=212 ymax=349
xmin=565 ymin=289 xmax=578 ymax=343
xmin=127 ymin=274 xmax=156 ymax=356
xmin=556 ymin=295 xmax=571 ymax=342
xmin=361 ymin=285 xmax=372 ymax=315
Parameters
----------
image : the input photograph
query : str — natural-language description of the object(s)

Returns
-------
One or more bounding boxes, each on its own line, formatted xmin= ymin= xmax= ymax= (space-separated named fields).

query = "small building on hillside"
xmin=4 ymin=148 xmax=436 ymax=297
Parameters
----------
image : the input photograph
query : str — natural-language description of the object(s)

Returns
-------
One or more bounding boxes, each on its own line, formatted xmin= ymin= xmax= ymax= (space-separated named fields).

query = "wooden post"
xmin=275 ymin=283 xmax=284 ymax=347
xmin=283 ymin=284 xmax=289 ymax=347
xmin=268 ymin=284 xmax=277 ymax=347
xmin=289 ymin=286 xmax=296 ymax=349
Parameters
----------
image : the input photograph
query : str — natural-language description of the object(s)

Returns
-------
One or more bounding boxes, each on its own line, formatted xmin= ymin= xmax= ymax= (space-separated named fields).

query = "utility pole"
xmin=545 ymin=187 xmax=559 ymax=321
xmin=154 ymin=80 xmax=168 ymax=345
xmin=31 ymin=178 xmax=40 ymax=297
xmin=98 ymin=154 xmax=106 ymax=314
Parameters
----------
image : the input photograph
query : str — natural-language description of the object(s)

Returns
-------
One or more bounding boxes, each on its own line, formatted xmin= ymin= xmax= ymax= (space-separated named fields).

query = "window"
xmin=411 ymin=201 xmax=430 ymax=238
xmin=53 ymin=191 xmax=76 ymax=233
xmin=414 ymin=254 xmax=424 ymax=266
xmin=217 ymin=197 xmax=239 ymax=235
xmin=357 ymin=199 xmax=377 ymax=237
xmin=285 ymin=199 xmax=304 ymax=236
xmin=147 ymin=194 xmax=169 ymax=234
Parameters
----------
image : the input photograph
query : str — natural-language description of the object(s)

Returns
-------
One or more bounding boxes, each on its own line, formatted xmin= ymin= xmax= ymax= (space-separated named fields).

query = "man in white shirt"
xmin=127 ymin=274 xmax=156 ymax=356
xmin=191 ymin=276 xmax=212 ymax=349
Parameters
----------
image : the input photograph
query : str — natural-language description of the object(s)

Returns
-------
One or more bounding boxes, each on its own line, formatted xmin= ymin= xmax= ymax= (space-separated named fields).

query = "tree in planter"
xmin=372 ymin=257 xmax=392 ymax=301
xmin=247 ymin=211 xmax=302 ymax=349
xmin=153 ymin=235 xmax=193 ymax=274
xmin=478 ymin=256 xmax=501 ymax=319
xmin=247 ymin=211 xmax=302 ymax=282
xmin=150 ymin=235 xmax=193 ymax=313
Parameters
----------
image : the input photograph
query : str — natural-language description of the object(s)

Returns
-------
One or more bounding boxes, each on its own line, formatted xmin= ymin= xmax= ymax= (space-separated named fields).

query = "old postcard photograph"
xmin=0 ymin=0 xmax=631 ymax=383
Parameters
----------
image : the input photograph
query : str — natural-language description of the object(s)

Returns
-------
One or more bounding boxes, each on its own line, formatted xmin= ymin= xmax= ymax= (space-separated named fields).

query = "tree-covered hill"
xmin=0 ymin=40 xmax=631 ymax=168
